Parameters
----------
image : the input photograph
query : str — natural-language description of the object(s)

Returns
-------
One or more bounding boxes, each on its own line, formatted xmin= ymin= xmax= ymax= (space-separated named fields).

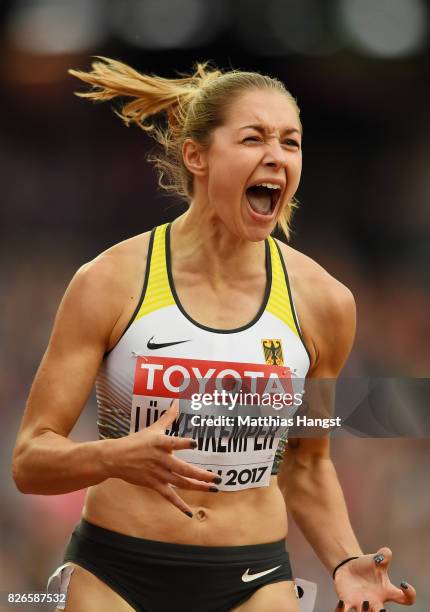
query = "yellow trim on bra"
xmin=134 ymin=223 xmax=174 ymax=321
xmin=134 ymin=224 xmax=299 ymax=338
xmin=266 ymin=237 xmax=299 ymax=337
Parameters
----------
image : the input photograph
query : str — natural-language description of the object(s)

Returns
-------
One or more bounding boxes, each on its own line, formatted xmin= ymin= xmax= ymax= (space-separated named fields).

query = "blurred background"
xmin=1 ymin=0 xmax=429 ymax=610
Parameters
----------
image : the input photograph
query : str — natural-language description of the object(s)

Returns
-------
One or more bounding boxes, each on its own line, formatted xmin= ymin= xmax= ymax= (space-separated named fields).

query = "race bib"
xmin=131 ymin=355 xmax=303 ymax=491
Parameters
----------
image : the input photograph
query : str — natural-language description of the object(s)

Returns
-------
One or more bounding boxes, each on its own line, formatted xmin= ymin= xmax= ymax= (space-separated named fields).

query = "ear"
xmin=182 ymin=138 xmax=207 ymax=178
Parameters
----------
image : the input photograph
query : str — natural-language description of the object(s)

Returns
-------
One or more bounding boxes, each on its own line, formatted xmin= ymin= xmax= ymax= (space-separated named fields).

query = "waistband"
xmin=75 ymin=519 xmax=288 ymax=564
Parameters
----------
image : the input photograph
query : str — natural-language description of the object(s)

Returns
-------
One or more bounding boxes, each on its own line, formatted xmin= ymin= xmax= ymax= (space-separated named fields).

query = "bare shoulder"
xmin=80 ymin=231 xmax=151 ymax=289
xmin=275 ymin=238 xmax=354 ymax=310
xmin=274 ymin=239 xmax=356 ymax=374
xmin=64 ymin=231 xmax=152 ymax=349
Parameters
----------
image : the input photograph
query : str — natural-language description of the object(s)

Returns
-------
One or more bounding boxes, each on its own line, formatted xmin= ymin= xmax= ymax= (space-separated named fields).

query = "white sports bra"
xmin=95 ymin=223 xmax=310 ymax=490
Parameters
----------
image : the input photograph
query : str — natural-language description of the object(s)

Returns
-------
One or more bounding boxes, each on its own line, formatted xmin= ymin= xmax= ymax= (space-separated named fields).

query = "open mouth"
xmin=246 ymin=183 xmax=282 ymax=216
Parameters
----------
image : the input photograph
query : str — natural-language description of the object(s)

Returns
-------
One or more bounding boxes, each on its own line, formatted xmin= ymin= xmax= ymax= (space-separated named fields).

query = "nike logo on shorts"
xmin=241 ymin=565 xmax=281 ymax=582
xmin=147 ymin=336 xmax=190 ymax=350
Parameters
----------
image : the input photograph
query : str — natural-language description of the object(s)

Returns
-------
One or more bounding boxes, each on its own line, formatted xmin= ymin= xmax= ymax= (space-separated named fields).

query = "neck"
xmin=170 ymin=205 xmax=266 ymax=284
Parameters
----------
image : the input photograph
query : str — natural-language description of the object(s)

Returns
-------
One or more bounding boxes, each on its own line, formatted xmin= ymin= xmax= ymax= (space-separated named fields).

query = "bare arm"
xmin=12 ymin=251 xmax=218 ymax=515
xmin=278 ymin=279 xmax=362 ymax=572
xmin=12 ymin=255 xmax=126 ymax=494
xmin=279 ymin=436 xmax=363 ymax=573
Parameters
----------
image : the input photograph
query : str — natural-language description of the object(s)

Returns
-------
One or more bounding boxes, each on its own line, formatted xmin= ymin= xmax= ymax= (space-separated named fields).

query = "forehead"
xmin=224 ymin=89 xmax=301 ymax=133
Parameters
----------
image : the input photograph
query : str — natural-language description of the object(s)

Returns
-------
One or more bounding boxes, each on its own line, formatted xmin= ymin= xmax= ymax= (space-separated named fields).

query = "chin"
xmin=242 ymin=222 xmax=275 ymax=243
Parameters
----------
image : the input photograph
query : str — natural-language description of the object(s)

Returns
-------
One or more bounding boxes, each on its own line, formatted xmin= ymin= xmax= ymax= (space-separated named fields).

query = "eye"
xmin=283 ymin=138 xmax=301 ymax=148
xmin=242 ymin=135 xmax=262 ymax=143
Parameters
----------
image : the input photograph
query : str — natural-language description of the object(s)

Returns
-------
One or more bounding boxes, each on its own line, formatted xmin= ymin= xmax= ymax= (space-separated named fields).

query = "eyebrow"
xmin=239 ymin=124 xmax=302 ymax=137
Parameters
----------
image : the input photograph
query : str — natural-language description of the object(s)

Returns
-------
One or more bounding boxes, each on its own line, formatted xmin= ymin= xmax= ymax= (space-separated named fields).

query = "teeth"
xmin=255 ymin=183 xmax=281 ymax=190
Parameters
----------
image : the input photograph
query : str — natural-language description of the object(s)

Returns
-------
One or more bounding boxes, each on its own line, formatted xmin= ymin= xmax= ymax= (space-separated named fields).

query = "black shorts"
xmin=62 ymin=519 xmax=293 ymax=612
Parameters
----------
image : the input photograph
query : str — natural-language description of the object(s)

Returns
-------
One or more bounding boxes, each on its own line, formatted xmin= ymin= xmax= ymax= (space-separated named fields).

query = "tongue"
xmin=246 ymin=187 xmax=272 ymax=215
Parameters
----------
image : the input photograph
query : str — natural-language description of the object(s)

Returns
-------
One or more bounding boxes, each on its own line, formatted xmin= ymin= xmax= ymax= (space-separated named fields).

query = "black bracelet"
xmin=332 ymin=556 xmax=359 ymax=579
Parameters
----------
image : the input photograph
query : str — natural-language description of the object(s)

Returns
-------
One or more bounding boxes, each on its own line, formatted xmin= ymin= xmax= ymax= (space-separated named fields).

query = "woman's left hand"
xmin=333 ymin=547 xmax=416 ymax=611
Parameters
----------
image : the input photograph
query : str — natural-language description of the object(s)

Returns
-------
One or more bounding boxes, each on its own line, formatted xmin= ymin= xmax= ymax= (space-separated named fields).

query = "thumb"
xmin=373 ymin=546 xmax=392 ymax=569
xmin=155 ymin=399 xmax=179 ymax=429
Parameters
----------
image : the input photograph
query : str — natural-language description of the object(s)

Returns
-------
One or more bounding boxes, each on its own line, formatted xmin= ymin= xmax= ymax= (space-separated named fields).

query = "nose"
xmin=263 ymin=140 xmax=287 ymax=169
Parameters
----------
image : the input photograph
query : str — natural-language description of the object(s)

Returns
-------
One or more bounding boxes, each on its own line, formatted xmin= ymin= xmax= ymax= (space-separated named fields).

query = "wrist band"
xmin=332 ymin=556 xmax=359 ymax=579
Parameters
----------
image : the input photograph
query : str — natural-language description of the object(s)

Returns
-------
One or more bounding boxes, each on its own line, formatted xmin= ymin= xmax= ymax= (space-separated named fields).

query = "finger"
xmin=154 ymin=399 xmax=179 ymax=429
xmin=156 ymin=433 xmax=198 ymax=451
xmin=154 ymin=466 xmax=218 ymax=492
xmin=169 ymin=473 xmax=220 ymax=493
xmin=166 ymin=455 xmax=221 ymax=483
xmin=372 ymin=546 xmax=392 ymax=569
xmin=361 ymin=602 xmax=382 ymax=612
xmin=335 ymin=601 xmax=355 ymax=611
xmin=152 ymin=481 xmax=193 ymax=518
xmin=388 ymin=581 xmax=416 ymax=606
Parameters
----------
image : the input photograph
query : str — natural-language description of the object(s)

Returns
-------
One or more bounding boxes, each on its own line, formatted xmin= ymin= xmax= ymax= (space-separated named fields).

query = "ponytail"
xmin=69 ymin=57 xmax=221 ymax=132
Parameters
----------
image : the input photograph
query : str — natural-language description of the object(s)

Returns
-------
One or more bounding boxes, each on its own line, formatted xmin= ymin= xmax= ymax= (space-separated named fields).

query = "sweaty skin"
xmin=71 ymin=224 xmax=346 ymax=612
xmin=16 ymin=89 xmax=410 ymax=611
xmin=12 ymin=223 xmax=351 ymax=612
xmin=79 ymin=227 xmax=353 ymax=549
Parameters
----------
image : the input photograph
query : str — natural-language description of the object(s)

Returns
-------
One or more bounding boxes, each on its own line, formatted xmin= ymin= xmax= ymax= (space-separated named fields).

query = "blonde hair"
xmin=69 ymin=57 xmax=301 ymax=239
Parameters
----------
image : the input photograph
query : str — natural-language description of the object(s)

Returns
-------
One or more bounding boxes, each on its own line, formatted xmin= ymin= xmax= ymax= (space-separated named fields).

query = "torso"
xmin=83 ymin=223 xmax=318 ymax=546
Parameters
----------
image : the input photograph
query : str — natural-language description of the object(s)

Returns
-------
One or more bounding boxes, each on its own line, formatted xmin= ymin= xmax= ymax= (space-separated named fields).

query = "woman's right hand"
xmin=105 ymin=400 xmax=220 ymax=517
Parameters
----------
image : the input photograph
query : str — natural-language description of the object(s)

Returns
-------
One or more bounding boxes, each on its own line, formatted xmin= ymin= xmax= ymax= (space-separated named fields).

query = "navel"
xmin=195 ymin=509 xmax=207 ymax=522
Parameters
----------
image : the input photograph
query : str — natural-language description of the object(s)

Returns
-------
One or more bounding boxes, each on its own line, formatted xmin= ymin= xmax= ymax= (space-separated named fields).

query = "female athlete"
xmin=12 ymin=59 xmax=416 ymax=612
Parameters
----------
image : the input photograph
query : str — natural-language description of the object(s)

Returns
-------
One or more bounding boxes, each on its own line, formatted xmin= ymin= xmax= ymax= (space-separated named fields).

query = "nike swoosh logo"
xmin=241 ymin=565 xmax=281 ymax=582
xmin=147 ymin=336 xmax=190 ymax=350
